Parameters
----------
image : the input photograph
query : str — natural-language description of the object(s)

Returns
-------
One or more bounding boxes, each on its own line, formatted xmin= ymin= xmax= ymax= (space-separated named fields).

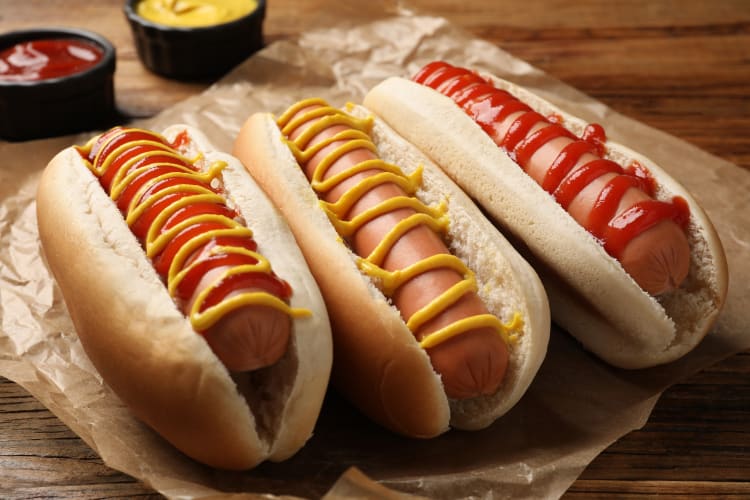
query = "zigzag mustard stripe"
xmin=81 ymin=126 xmax=309 ymax=332
xmin=278 ymin=99 xmax=521 ymax=349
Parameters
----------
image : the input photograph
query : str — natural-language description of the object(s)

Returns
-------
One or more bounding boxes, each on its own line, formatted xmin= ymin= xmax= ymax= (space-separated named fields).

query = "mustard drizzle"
xmin=80 ymin=127 xmax=308 ymax=332
xmin=277 ymin=99 xmax=521 ymax=349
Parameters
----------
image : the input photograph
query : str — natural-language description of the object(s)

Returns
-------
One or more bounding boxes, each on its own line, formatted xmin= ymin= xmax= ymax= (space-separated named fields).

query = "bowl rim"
xmin=124 ymin=0 xmax=266 ymax=34
xmin=0 ymin=27 xmax=116 ymax=89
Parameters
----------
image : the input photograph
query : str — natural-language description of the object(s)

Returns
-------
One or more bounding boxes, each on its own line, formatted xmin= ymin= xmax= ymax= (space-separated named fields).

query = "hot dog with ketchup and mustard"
xmin=234 ymin=99 xmax=550 ymax=438
xmin=364 ymin=61 xmax=729 ymax=369
xmin=36 ymin=125 xmax=332 ymax=469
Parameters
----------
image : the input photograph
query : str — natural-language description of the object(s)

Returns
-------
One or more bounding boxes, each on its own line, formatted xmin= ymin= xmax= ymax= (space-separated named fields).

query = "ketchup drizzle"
xmin=413 ymin=61 xmax=690 ymax=260
xmin=78 ymin=127 xmax=291 ymax=327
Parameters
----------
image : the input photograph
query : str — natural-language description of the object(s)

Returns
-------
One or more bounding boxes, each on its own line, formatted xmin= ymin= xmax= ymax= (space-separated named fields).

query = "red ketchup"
xmin=78 ymin=127 xmax=292 ymax=323
xmin=0 ymin=38 xmax=103 ymax=82
xmin=413 ymin=61 xmax=690 ymax=261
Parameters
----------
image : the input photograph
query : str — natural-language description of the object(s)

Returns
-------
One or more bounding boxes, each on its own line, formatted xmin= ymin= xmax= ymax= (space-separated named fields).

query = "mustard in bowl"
xmin=124 ymin=0 xmax=265 ymax=80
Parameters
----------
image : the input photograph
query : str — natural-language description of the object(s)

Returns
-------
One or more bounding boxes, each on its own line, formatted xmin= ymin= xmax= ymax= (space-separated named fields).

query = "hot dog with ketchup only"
xmin=234 ymin=99 xmax=550 ymax=438
xmin=36 ymin=125 xmax=333 ymax=469
xmin=364 ymin=61 xmax=729 ymax=369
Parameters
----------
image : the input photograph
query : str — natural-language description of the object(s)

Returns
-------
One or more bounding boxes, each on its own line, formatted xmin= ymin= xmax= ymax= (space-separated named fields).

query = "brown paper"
xmin=1 ymin=9 xmax=748 ymax=500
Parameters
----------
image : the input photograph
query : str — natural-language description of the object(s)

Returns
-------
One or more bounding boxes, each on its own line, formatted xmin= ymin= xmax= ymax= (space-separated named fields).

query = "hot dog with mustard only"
xmin=364 ymin=61 xmax=729 ymax=369
xmin=36 ymin=124 xmax=333 ymax=470
xmin=234 ymin=99 xmax=550 ymax=438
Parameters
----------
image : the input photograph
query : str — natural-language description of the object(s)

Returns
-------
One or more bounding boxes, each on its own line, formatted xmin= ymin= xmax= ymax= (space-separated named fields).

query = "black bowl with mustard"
xmin=0 ymin=28 xmax=116 ymax=142
xmin=124 ymin=0 xmax=266 ymax=81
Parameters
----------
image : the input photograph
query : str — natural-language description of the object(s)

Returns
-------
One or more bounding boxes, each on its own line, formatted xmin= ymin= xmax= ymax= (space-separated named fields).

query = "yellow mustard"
xmin=277 ymin=98 xmax=522 ymax=349
xmin=81 ymin=128 xmax=308 ymax=333
xmin=136 ymin=0 xmax=257 ymax=28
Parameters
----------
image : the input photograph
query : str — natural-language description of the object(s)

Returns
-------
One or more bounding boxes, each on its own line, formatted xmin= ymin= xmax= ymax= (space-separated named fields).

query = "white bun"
xmin=364 ymin=75 xmax=729 ymax=369
xmin=36 ymin=125 xmax=332 ymax=469
xmin=233 ymin=108 xmax=550 ymax=437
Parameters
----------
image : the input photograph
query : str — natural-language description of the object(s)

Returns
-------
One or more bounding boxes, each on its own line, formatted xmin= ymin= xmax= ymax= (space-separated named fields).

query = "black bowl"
xmin=0 ymin=28 xmax=117 ymax=142
xmin=124 ymin=0 xmax=266 ymax=81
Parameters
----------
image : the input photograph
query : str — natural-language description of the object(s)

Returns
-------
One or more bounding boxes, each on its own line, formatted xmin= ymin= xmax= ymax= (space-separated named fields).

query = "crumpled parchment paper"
xmin=1 ymin=9 xmax=749 ymax=500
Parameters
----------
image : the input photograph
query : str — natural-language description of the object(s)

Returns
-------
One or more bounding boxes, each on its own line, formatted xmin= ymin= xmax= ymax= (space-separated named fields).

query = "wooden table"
xmin=2 ymin=0 xmax=749 ymax=497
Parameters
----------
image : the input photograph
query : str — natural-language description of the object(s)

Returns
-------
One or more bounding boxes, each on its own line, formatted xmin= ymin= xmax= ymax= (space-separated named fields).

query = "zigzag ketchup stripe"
xmin=77 ymin=126 xmax=306 ymax=333
xmin=413 ymin=61 xmax=690 ymax=261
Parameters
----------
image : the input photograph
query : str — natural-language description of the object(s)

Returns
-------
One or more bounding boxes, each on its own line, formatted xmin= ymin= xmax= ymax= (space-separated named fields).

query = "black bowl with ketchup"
xmin=124 ymin=0 xmax=266 ymax=81
xmin=0 ymin=28 xmax=116 ymax=142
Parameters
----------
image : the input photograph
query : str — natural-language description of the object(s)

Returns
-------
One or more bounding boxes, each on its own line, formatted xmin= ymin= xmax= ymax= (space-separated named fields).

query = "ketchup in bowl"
xmin=0 ymin=28 xmax=116 ymax=141
xmin=0 ymin=38 xmax=104 ymax=82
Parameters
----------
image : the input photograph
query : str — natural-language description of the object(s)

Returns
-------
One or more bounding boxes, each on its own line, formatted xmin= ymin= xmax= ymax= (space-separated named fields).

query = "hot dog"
xmin=284 ymin=99 xmax=510 ymax=400
xmin=36 ymin=125 xmax=333 ymax=469
xmin=85 ymin=126 xmax=295 ymax=372
xmin=364 ymin=61 xmax=729 ymax=369
xmin=234 ymin=99 xmax=550 ymax=437
xmin=413 ymin=62 xmax=691 ymax=297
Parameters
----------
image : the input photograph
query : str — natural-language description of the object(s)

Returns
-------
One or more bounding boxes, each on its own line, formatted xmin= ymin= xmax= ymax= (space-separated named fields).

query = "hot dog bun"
xmin=364 ymin=69 xmax=729 ymax=369
xmin=36 ymin=125 xmax=333 ymax=469
xmin=234 ymin=105 xmax=550 ymax=438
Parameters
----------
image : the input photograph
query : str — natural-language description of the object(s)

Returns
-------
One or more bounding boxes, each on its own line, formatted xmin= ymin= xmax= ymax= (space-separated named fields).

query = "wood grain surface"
xmin=2 ymin=0 xmax=749 ymax=498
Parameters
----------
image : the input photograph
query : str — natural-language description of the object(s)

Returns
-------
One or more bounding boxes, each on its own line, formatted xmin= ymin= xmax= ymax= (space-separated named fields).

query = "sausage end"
xmin=203 ymin=305 xmax=292 ymax=372
xmin=427 ymin=328 xmax=509 ymax=400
